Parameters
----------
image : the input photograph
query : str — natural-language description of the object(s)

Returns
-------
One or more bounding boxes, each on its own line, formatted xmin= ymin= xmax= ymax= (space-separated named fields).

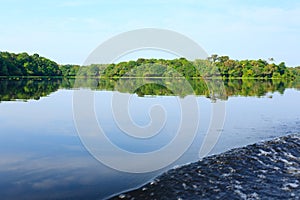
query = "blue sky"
xmin=0 ymin=0 xmax=299 ymax=66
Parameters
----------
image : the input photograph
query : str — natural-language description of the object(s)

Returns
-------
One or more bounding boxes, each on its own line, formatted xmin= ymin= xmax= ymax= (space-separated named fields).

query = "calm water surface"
xmin=0 ymin=78 xmax=299 ymax=199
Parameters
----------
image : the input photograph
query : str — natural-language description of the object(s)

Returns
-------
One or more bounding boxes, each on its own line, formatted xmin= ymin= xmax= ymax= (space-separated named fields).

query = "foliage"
xmin=209 ymin=55 xmax=295 ymax=79
xmin=1 ymin=51 xmax=299 ymax=80
xmin=0 ymin=52 xmax=60 ymax=76
xmin=59 ymin=64 xmax=80 ymax=77
xmin=76 ymin=56 xmax=298 ymax=79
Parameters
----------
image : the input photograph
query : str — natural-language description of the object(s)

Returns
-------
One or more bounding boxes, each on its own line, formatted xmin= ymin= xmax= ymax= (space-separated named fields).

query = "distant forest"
xmin=1 ymin=51 xmax=300 ymax=79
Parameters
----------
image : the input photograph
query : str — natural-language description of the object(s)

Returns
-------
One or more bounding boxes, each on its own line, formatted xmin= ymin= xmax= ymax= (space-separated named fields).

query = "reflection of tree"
xmin=72 ymin=77 xmax=300 ymax=100
xmin=134 ymin=84 xmax=173 ymax=97
xmin=0 ymin=78 xmax=300 ymax=102
xmin=0 ymin=78 xmax=62 ymax=102
xmin=224 ymin=79 xmax=293 ymax=97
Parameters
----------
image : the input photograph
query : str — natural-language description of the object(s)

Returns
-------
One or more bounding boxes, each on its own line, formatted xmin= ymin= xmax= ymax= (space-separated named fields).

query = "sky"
xmin=0 ymin=0 xmax=299 ymax=66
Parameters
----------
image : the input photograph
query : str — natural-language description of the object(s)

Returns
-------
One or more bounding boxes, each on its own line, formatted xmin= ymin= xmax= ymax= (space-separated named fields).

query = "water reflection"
xmin=0 ymin=78 xmax=61 ymax=102
xmin=0 ymin=88 xmax=160 ymax=200
xmin=0 ymin=78 xmax=300 ymax=199
xmin=1 ymin=77 xmax=300 ymax=102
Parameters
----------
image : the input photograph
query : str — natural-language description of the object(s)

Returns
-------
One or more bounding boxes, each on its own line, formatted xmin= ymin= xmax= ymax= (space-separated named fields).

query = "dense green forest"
xmin=0 ymin=52 xmax=61 ymax=76
xmin=75 ymin=57 xmax=299 ymax=79
xmin=1 ymin=51 xmax=300 ymax=79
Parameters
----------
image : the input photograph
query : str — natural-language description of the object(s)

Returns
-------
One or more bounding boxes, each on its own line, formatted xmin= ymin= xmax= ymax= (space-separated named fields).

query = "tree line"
xmin=0 ymin=52 xmax=61 ymax=76
xmin=1 ymin=51 xmax=300 ymax=79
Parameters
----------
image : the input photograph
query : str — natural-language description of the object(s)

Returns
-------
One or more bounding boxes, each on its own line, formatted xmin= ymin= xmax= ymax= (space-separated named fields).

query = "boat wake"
xmin=113 ymin=133 xmax=300 ymax=199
